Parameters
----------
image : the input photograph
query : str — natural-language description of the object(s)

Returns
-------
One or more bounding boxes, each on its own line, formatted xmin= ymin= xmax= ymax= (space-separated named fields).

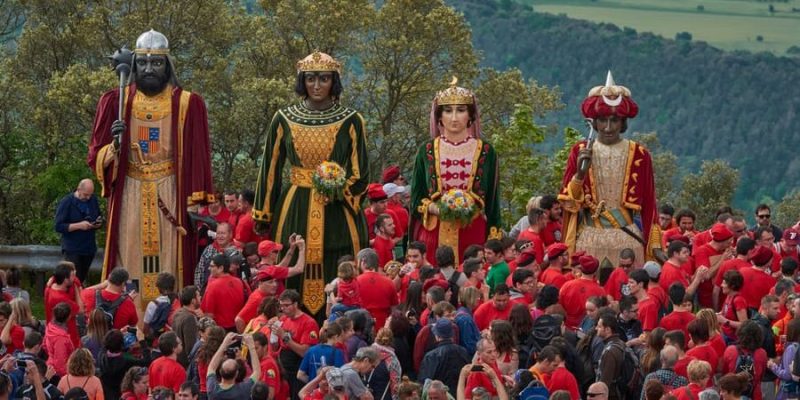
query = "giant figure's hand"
xmin=255 ymin=221 xmax=270 ymax=235
xmin=110 ymin=120 xmax=125 ymax=152
xmin=576 ymin=147 xmax=592 ymax=180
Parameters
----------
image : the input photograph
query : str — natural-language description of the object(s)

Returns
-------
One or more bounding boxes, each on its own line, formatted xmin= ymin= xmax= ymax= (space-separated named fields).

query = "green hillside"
xmin=451 ymin=0 xmax=800 ymax=209
xmin=527 ymin=0 xmax=800 ymax=55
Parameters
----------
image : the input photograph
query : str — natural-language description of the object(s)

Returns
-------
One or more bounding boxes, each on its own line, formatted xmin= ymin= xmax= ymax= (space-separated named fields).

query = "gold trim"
xmin=275 ymin=185 xmax=297 ymax=241
xmin=303 ymin=189 xmax=326 ymax=314
xmin=135 ymin=48 xmax=169 ymax=55
xmin=176 ymin=89 xmax=191 ymax=288
xmin=263 ymin=122 xmax=285 ymax=222
xmin=343 ymin=121 xmax=363 ymax=213
xmin=289 ymin=167 xmax=314 ymax=188
xmin=127 ymin=160 xmax=174 ymax=180
xmin=140 ymin=180 xmax=160 ymax=256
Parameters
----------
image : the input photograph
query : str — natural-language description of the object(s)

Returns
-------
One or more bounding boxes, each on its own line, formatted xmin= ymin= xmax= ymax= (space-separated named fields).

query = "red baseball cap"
xmin=783 ymin=229 xmax=800 ymax=246
xmin=257 ymin=240 xmax=283 ymax=257
xmin=367 ymin=183 xmax=388 ymax=202
xmin=751 ymin=245 xmax=774 ymax=267
xmin=578 ymin=255 xmax=599 ymax=274
xmin=710 ymin=223 xmax=733 ymax=242
xmin=545 ymin=243 xmax=568 ymax=260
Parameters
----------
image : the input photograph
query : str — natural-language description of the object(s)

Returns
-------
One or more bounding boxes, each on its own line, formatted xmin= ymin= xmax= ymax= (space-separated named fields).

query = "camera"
xmin=16 ymin=359 xmax=28 ymax=369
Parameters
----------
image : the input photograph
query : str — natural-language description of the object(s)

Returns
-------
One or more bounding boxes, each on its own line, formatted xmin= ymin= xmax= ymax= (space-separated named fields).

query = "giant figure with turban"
xmin=88 ymin=30 xmax=214 ymax=301
xmin=559 ymin=72 xmax=662 ymax=266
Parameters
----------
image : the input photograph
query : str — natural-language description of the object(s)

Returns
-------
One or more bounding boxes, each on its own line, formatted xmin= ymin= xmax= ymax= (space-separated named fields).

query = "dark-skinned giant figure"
xmin=88 ymin=29 xmax=214 ymax=303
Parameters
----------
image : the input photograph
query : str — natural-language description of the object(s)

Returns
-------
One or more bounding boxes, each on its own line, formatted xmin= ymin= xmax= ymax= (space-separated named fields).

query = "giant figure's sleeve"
xmin=253 ymin=113 xmax=286 ymax=223
xmin=637 ymin=147 xmax=663 ymax=258
xmin=482 ymin=144 xmax=502 ymax=239
xmin=184 ymin=94 xmax=214 ymax=205
xmin=342 ymin=114 xmax=370 ymax=214
xmin=87 ymin=90 xmax=120 ymax=198
xmin=410 ymin=142 xmax=436 ymax=232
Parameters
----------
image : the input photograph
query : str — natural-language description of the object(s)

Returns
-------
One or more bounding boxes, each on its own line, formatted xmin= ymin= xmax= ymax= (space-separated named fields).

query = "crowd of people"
xmin=12 ymin=179 xmax=800 ymax=400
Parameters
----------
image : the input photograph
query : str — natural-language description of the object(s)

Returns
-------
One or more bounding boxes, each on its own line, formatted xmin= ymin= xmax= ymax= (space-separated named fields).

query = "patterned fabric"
xmin=640 ymin=369 xmax=688 ymax=400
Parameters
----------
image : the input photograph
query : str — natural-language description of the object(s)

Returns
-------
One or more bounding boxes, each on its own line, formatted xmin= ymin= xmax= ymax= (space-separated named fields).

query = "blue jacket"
xmin=54 ymin=192 xmax=100 ymax=255
xmin=454 ymin=307 xmax=480 ymax=356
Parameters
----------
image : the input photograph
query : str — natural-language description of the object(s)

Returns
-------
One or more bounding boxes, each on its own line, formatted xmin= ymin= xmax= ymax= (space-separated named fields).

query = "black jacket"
xmin=417 ymin=339 xmax=470 ymax=394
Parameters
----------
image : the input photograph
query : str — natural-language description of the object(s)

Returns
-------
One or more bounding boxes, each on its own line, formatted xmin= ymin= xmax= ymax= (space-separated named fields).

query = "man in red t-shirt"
xmin=776 ymin=228 xmax=800 ymax=264
xmin=604 ymin=248 xmax=636 ymax=302
xmin=364 ymin=184 xmax=400 ymax=243
xmin=149 ymin=331 xmax=186 ymax=392
xmin=274 ymin=290 xmax=319 ymax=397
xmin=660 ymin=241 xmax=706 ymax=301
xmin=394 ymin=241 xmax=434 ymax=302
xmin=253 ymin=331 xmax=286 ymax=400
xmin=539 ymin=195 xmax=563 ymax=246
xmin=383 ymin=183 xmax=408 ymax=240
xmin=685 ymin=319 xmax=719 ymax=374
xmin=81 ymin=267 xmax=138 ymax=330
xmin=693 ymin=224 xmax=735 ymax=309
xmin=660 ymin=283 xmax=696 ymax=339
xmin=223 ymin=191 xmax=243 ymax=230
xmin=201 ymin=253 xmax=247 ymax=330
xmin=539 ymin=243 xmax=570 ymax=290
xmin=665 ymin=330 xmax=696 ymax=380
xmin=629 ymin=269 xmax=659 ymax=336
xmin=661 ymin=208 xmax=699 ymax=248
xmin=237 ymin=189 xmax=268 ymax=246
xmin=559 ymin=255 xmax=606 ymax=330
xmin=473 ymin=284 xmax=512 ymax=331
xmin=739 ymin=245 xmax=777 ymax=310
xmin=44 ymin=262 xmax=81 ymax=348
xmin=256 ymin=236 xmax=306 ymax=297
xmin=235 ymin=269 xmax=279 ymax=332
xmin=356 ymin=248 xmax=399 ymax=328
xmin=518 ymin=208 xmax=547 ymax=266
xmin=371 ymin=213 xmax=396 ymax=269
xmin=713 ymin=237 xmax=756 ymax=308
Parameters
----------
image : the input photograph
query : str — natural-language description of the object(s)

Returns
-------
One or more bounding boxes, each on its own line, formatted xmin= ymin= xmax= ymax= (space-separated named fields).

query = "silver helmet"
xmin=135 ymin=29 xmax=169 ymax=56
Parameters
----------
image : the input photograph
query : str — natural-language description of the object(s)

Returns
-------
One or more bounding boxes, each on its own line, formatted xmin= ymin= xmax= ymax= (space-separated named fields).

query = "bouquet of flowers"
xmin=437 ymin=188 xmax=479 ymax=225
xmin=312 ymin=161 xmax=347 ymax=202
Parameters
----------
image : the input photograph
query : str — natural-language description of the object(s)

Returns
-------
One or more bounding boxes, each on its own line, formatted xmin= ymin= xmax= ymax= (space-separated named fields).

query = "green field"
xmin=523 ymin=0 xmax=800 ymax=54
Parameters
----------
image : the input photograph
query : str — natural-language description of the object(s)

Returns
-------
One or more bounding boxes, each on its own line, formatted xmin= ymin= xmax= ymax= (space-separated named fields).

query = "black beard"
xmin=136 ymin=75 xmax=169 ymax=96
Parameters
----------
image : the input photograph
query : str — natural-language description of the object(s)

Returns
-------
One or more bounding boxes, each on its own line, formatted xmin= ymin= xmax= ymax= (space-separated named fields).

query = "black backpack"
xmin=146 ymin=296 xmax=175 ymax=338
xmin=96 ymin=290 xmax=126 ymax=329
xmin=526 ymin=315 xmax=561 ymax=366
xmin=734 ymin=346 xmax=756 ymax=398
xmin=602 ymin=341 xmax=643 ymax=400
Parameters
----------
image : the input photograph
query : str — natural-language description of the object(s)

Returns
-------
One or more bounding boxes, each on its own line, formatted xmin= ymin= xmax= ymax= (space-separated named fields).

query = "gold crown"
xmin=296 ymin=51 xmax=342 ymax=74
xmin=435 ymin=77 xmax=474 ymax=105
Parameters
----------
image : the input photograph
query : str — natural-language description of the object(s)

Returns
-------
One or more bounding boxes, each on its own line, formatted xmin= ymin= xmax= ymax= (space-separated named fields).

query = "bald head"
xmin=660 ymin=345 xmax=679 ymax=368
xmin=75 ymin=179 xmax=95 ymax=200
xmin=219 ymin=358 xmax=238 ymax=381
xmin=588 ymin=382 xmax=608 ymax=400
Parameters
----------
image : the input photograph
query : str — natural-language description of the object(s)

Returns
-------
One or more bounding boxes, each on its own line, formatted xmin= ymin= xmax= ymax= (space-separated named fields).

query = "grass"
xmin=522 ymin=0 xmax=800 ymax=54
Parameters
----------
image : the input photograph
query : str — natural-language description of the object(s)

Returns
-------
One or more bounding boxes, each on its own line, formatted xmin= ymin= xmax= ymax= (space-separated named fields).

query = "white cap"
xmin=382 ymin=183 xmax=407 ymax=198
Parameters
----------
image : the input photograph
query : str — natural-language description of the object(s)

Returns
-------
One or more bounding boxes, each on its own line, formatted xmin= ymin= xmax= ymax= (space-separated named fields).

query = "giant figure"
xmin=410 ymin=79 xmax=502 ymax=266
xmin=559 ymin=72 xmax=661 ymax=266
xmin=253 ymin=51 xmax=369 ymax=316
xmin=88 ymin=30 xmax=214 ymax=301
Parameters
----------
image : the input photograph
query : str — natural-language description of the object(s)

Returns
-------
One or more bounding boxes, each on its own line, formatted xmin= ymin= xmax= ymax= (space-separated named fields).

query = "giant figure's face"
xmin=440 ymin=104 xmax=470 ymax=136
xmin=135 ymin=54 xmax=169 ymax=96
xmin=304 ymin=72 xmax=334 ymax=103
xmin=595 ymin=115 xmax=623 ymax=145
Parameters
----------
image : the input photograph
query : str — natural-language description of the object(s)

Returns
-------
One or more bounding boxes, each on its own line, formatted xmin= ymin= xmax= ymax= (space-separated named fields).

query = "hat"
xmin=751 ymin=246 xmax=774 ymax=267
xmin=422 ymin=278 xmax=449 ymax=294
xmin=296 ymin=51 xmax=342 ymax=74
xmin=710 ymin=223 xmax=734 ymax=242
xmin=367 ymin=183 xmax=388 ymax=202
xmin=642 ymin=261 xmax=661 ymax=280
xmin=581 ymin=71 xmax=638 ymax=119
xmin=545 ymin=243 xmax=568 ymax=260
xmin=382 ymin=165 xmax=401 ymax=183
xmin=432 ymin=318 xmax=454 ymax=339
xmin=382 ymin=183 xmax=407 ymax=198
xmin=325 ymin=368 xmax=346 ymax=391
xmin=570 ymin=250 xmax=586 ymax=267
xmin=257 ymin=240 xmax=283 ymax=257
xmin=515 ymin=247 xmax=537 ymax=268
xmin=783 ymin=229 xmax=800 ymax=245
xmin=256 ymin=269 xmax=277 ymax=282
xmin=578 ymin=255 xmax=599 ymax=274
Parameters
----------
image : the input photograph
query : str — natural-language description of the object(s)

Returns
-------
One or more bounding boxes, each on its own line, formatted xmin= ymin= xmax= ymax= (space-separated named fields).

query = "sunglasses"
xmin=758 ymin=214 xmax=771 ymax=219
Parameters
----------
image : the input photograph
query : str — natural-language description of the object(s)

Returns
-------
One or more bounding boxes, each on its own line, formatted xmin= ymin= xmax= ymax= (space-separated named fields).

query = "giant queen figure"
xmin=559 ymin=72 xmax=661 ymax=266
xmin=410 ymin=79 xmax=502 ymax=265
xmin=253 ymin=51 xmax=369 ymax=316
xmin=88 ymin=30 xmax=214 ymax=300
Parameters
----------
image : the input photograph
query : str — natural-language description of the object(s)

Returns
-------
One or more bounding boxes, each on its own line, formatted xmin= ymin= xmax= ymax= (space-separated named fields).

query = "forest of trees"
xmin=452 ymin=0 xmax=800 ymax=211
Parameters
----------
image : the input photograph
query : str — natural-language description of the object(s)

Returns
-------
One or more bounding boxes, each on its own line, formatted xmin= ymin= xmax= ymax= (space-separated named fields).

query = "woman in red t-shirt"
xmin=718 ymin=269 xmax=748 ymax=344
xmin=195 ymin=326 xmax=226 ymax=396
xmin=669 ymin=359 xmax=712 ymax=400
xmin=695 ymin=309 xmax=726 ymax=358
xmin=120 ymin=366 xmax=150 ymax=400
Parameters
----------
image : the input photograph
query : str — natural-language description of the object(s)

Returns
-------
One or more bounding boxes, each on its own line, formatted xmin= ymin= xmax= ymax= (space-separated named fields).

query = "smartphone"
xmin=127 ymin=327 xmax=137 ymax=335
xmin=471 ymin=365 xmax=484 ymax=372
xmin=16 ymin=359 xmax=27 ymax=369
xmin=125 ymin=279 xmax=139 ymax=294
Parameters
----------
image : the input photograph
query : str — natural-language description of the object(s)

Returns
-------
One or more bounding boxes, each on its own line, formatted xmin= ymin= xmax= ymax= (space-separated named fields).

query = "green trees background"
xmin=1 ymin=0 xmax=797 ymax=246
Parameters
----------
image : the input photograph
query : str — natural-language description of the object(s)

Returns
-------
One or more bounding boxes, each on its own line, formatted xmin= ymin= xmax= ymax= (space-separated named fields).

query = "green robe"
xmin=409 ymin=137 xmax=502 ymax=265
xmin=253 ymin=103 xmax=369 ymax=315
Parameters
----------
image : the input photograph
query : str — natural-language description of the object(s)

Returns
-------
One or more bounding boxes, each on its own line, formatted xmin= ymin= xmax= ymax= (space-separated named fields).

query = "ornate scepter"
xmin=108 ymin=46 xmax=133 ymax=148
xmin=580 ymin=117 xmax=597 ymax=172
